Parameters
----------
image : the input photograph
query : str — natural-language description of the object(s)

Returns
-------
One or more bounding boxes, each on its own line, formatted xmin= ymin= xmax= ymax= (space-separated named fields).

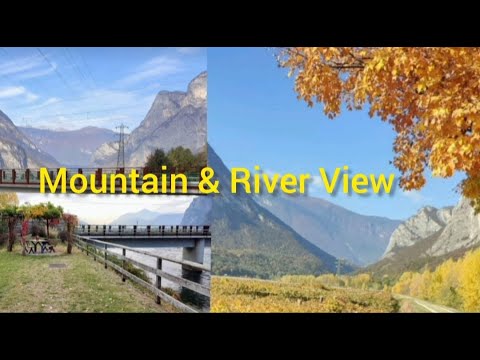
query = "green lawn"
xmin=0 ymin=243 xmax=169 ymax=313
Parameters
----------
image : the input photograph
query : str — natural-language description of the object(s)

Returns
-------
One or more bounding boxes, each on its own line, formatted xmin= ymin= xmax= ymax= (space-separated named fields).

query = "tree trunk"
xmin=66 ymin=224 xmax=73 ymax=254
xmin=7 ymin=219 xmax=15 ymax=252
xmin=46 ymin=219 xmax=50 ymax=239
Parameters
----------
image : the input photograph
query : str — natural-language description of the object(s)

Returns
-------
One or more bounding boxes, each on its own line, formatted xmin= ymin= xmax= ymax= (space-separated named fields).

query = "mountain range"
xmin=0 ymin=71 xmax=206 ymax=170
xmin=92 ymin=71 xmax=207 ymax=167
xmin=19 ymin=126 xmax=116 ymax=166
xmin=110 ymin=209 xmax=184 ymax=225
xmin=255 ymin=194 xmax=400 ymax=265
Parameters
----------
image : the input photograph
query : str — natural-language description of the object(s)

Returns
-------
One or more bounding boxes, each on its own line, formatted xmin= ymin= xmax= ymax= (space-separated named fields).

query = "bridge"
xmin=74 ymin=224 xmax=211 ymax=312
xmin=0 ymin=167 xmax=202 ymax=195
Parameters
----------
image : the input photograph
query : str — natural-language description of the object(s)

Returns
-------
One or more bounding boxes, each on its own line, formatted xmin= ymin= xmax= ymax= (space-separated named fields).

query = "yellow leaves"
xmin=278 ymin=47 xmax=480 ymax=202
xmin=393 ymin=249 xmax=480 ymax=311
xmin=375 ymin=58 xmax=386 ymax=71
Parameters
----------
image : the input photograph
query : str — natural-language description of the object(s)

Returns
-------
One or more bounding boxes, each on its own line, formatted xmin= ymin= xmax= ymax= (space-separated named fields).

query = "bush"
xmin=49 ymin=227 xmax=59 ymax=239
xmin=31 ymin=223 xmax=47 ymax=238
xmin=59 ymin=230 xmax=68 ymax=243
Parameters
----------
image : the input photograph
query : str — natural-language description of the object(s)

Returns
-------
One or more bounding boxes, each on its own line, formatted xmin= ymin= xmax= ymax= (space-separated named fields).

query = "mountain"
xmin=92 ymin=71 xmax=207 ymax=167
xmin=367 ymin=198 xmax=480 ymax=276
xmin=0 ymin=110 xmax=59 ymax=168
xmin=182 ymin=145 xmax=342 ymax=279
xmin=255 ymin=195 xmax=400 ymax=265
xmin=110 ymin=209 xmax=184 ymax=225
xmin=19 ymin=126 xmax=116 ymax=166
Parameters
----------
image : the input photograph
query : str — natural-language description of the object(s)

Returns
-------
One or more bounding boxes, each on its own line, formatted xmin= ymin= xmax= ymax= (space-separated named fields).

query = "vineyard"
xmin=212 ymin=276 xmax=398 ymax=313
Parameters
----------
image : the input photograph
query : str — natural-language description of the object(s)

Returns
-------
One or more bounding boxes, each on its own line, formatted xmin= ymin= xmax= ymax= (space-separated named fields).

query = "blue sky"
xmin=0 ymin=47 xmax=206 ymax=130
xmin=208 ymin=47 xmax=463 ymax=220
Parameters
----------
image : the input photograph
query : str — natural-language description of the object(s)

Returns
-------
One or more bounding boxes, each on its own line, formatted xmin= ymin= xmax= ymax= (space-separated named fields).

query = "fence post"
xmin=104 ymin=244 xmax=107 ymax=269
xmin=122 ymin=248 xmax=126 ymax=282
xmin=156 ymin=258 xmax=162 ymax=304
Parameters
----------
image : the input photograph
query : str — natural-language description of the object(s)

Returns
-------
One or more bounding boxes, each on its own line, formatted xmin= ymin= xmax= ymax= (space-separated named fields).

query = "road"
xmin=395 ymin=294 xmax=459 ymax=313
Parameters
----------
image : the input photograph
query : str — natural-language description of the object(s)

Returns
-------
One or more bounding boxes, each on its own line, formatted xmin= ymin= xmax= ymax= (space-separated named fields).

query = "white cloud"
xmin=401 ymin=190 xmax=430 ymax=204
xmin=0 ymin=86 xmax=26 ymax=99
xmin=176 ymin=47 xmax=204 ymax=55
xmin=17 ymin=193 xmax=194 ymax=224
xmin=119 ymin=56 xmax=183 ymax=86
xmin=16 ymin=63 xmax=55 ymax=80
xmin=310 ymin=175 xmax=324 ymax=189
xmin=0 ymin=54 xmax=52 ymax=80
xmin=7 ymin=88 xmax=155 ymax=130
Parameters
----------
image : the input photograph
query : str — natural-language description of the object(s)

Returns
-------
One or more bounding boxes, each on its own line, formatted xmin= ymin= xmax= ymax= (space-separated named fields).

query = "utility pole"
xmin=336 ymin=258 xmax=344 ymax=276
xmin=116 ymin=123 xmax=128 ymax=169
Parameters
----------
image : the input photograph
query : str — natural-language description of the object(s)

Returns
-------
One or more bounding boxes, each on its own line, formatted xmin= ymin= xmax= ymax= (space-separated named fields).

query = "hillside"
xmin=255 ymin=195 xmax=400 ymax=265
xmin=182 ymin=146 xmax=342 ymax=278
xmin=0 ymin=110 xmax=59 ymax=168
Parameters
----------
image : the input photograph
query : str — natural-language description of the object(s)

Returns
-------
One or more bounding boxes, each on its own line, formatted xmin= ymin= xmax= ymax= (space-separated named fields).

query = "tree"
xmin=145 ymin=149 xmax=172 ymax=173
xmin=62 ymin=213 xmax=79 ymax=254
xmin=0 ymin=205 xmax=22 ymax=252
xmin=277 ymin=48 xmax=480 ymax=209
xmin=459 ymin=249 xmax=480 ymax=311
xmin=28 ymin=202 xmax=63 ymax=239
xmin=0 ymin=193 xmax=19 ymax=209
xmin=167 ymin=146 xmax=197 ymax=171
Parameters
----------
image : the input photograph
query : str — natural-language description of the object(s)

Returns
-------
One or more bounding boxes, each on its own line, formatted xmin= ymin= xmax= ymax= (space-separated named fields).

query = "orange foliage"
xmin=278 ymin=47 xmax=480 ymax=203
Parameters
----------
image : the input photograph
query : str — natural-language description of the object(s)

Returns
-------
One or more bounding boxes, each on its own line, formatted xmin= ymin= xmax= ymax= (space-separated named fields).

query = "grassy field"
xmin=0 ymin=244 xmax=169 ymax=313
xmin=212 ymin=277 xmax=399 ymax=313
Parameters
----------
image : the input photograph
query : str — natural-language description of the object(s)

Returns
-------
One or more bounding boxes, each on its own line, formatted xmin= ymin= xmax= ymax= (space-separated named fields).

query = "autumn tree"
xmin=459 ymin=250 xmax=480 ymax=311
xmin=0 ymin=193 xmax=19 ymax=209
xmin=29 ymin=202 xmax=63 ymax=239
xmin=62 ymin=213 xmax=79 ymax=254
xmin=0 ymin=205 xmax=22 ymax=252
xmin=277 ymin=48 xmax=480 ymax=210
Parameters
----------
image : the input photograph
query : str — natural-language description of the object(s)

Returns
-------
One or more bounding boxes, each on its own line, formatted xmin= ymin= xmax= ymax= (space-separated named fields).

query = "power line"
xmin=36 ymin=47 xmax=76 ymax=94
xmin=64 ymin=47 xmax=95 ymax=91
xmin=75 ymin=48 xmax=98 ymax=88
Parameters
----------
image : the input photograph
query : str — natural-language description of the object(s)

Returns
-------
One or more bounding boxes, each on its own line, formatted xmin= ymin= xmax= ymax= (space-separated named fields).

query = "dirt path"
xmin=395 ymin=294 xmax=459 ymax=313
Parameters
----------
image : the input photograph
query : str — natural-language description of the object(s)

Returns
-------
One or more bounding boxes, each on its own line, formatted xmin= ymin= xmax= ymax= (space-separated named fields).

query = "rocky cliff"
xmin=0 ymin=110 xmax=59 ymax=168
xmin=92 ymin=72 xmax=207 ymax=167
xmin=369 ymin=198 xmax=480 ymax=276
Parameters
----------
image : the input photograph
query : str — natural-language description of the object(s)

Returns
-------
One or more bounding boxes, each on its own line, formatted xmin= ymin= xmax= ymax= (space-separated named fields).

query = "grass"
xmin=0 ymin=243 xmax=173 ymax=313
xmin=212 ymin=277 xmax=399 ymax=313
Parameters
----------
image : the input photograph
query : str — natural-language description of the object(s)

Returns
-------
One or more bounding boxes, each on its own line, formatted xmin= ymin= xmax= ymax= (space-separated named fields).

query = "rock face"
xmin=429 ymin=199 xmax=480 ymax=256
xmin=92 ymin=72 xmax=207 ymax=167
xmin=182 ymin=145 xmax=342 ymax=278
xmin=256 ymin=195 xmax=401 ymax=265
xmin=369 ymin=198 xmax=480 ymax=276
xmin=0 ymin=110 xmax=59 ymax=168
xmin=19 ymin=126 xmax=116 ymax=166
xmin=383 ymin=206 xmax=453 ymax=257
